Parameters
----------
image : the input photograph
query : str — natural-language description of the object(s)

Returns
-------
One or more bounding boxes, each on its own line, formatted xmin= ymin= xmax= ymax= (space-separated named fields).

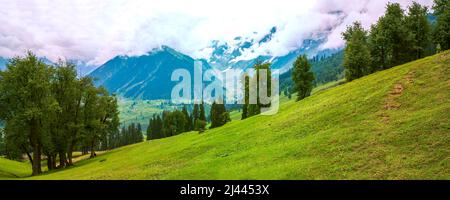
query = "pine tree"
xmin=243 ymin=62 xmax=272 ymax=118
xmin=193 ymin=104 xmax=199 ymax=129
xmin=146 ymin=117 xmax=153 ymax=140
xmin=199 ymin=101 xmax=206 ymax=122
xmin=292 ymin=55 xmax=315 ymax=101
xmin=182 ymin=105 xmax=191 ymax=131
xmin=241 ymin=74 xmax=250 ymax=120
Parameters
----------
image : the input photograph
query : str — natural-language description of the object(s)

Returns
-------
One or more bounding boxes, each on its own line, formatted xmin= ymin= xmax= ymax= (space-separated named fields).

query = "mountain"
xmin=0 ymin=56 xmax=94 ymax=77
xmin=90 ymin=24 xmax=345 ymax=101
xmin=0 ymin=57 xmax=6 ymax=70
xmin=206 ymin=27 xmax=342 ymax=73
xmin=207 ymin=27 xmax=277 ymax=70
xmin=4 ymin=51 xmax=449 ymax=179
xmin=280 ymin=50 xmax=345 ymax=91
xmin=89 ymin=46 xmax=211 ymax=100
xmin=68 ymin=60 xmax=98 ymax=77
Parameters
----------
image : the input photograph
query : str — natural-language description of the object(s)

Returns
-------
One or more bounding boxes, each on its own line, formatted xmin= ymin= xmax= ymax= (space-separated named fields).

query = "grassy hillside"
xmin=2 ymin=52 xmax=449 ymax=180
xmin=0 ymin=157 xmax=30 ymax=179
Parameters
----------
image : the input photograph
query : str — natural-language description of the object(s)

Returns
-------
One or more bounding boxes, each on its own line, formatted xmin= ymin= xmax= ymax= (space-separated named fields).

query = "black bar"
xmin=0 ymin=180 xmax=449 ymax=199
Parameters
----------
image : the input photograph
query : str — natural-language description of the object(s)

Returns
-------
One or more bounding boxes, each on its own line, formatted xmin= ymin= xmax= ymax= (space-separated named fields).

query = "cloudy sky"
xmin=0 ymin=0 xmax=433 ymax=66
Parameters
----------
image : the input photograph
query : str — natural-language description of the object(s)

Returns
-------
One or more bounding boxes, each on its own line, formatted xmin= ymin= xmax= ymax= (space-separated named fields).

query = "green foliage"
xmin=0 ymin=52 xmax=57 ymax=175
xmin=0 ymin=52 xmax=120 ymax=175
xmin=6 ymin=51 xmax=448 ymax=180
xmin=210 ymin=100 xmax=230 ymax=129
xmin=342 ymin=21 xmax=371 ymax=81
xmin=147 ymin=109 xmax=191 ymax=140
xmin=241 ymin=74 xmax=250 ymax=120
xmin=195 ymin=120 xmax=207 ymax=133
xmin=242 ymin=62 xmax=272 ymax=119
xmin=111 ymin=123 xmax=143 ymax=148
xmin=433 ymin=0 xmax=450 ymax=50
xmin=0 ymin=129 xmax=5 ymax=156
xmin=405 ymin=2 xmax=432 ymax=59
xmin=292 ymin=55 xmax=315 ymax=101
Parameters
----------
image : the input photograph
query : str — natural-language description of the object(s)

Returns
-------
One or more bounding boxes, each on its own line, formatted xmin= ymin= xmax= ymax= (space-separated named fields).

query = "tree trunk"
xmin=21 ymin=145 xmax=33 ymax=163
xmin=30 ymin=119 xmax=42 ymax=176
xmin=31 ymin=143 xmax=42 ymax=175
xmin=67 ymin=141 xmax=75 ymax=166
xmin=47 ymin=154 xmax=56 ymax=170
xmin=59 ymin=151 xmax=67 ymax=168
xmin=90 ymin=140 xmax=96 ymax=158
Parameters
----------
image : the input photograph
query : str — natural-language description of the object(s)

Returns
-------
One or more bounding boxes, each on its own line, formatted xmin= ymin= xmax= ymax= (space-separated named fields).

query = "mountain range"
xmin=89 ymin=26 xmax=343 ymax=100
xmin=0 ymin=26 xmax=344 ymax=101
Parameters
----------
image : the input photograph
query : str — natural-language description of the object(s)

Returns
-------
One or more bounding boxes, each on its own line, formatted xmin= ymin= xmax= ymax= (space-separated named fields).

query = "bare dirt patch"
xmin=380 ymin=71 xmax=415 ymax=123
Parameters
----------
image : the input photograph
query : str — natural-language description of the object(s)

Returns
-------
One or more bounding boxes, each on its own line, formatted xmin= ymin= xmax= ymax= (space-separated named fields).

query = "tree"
xmin=67 ymin=76 xmax=92 ymax=165
xmin=0 ymin=128 xmax=5 ymax=156
xmin=243 ymin=62 xmax=272 ymax=118
xmin=241 ymin=74 xmax=250 ymax=120
xmin=380 ymin=3 xmax=412 ymax=67
xmin=182 ymin=105 xmax=191 ymax=131
xmin=50 ymin=60 xmax=79 ymax=168
xmin=433 ymin=0 xmax=450 ymax=50
xmin=405 ymin=2 xmax=431 ymax=59
xmin=199 ymin=101 xmax=206 ymax=122
xmin=292 ymin=55 xmax=315 ymax=101
xmin=0 ymin=52 xmax=57 ymax=175
xmin=369 ymin=22 xmax=390 ymax=71
xmin=342 ymin=21 xmax=371 ymax=81
xmin=146 ymin=117 xmax=155 ymax=140
xmin=210 ymin=100 xmax=230 ymax=129
xmin=192 ymin=104 xmax=199 ymax=129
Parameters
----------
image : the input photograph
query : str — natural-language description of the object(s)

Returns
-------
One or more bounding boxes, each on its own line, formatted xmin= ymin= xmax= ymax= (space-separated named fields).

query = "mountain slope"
xmin=0 ymin=157 xmax=30 ymax=179
xmin=0 ymin=57 xmax=7 ymax=70
xmin=3 ymin=51 xmax=449 ymax=180
xmin=89 ymin=46 xmax=210 ymax=100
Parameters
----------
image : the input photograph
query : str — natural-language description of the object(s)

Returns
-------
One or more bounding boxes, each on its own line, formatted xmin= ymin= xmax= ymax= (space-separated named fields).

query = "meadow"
xmin=1 ymin=52 xmax=449 ymax=180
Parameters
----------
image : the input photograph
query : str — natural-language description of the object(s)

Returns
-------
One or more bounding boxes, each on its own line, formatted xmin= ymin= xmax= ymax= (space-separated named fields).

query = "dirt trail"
xmin=379 ymin=71 xmax=415 ymax=123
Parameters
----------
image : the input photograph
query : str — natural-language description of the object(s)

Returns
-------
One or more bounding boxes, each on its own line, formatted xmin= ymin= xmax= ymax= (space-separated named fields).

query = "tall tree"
xmin=0 ymin=52 xmax=57 ymax=175
xmin=210 ymin=100 xmax=230 ymax=129
xmin=199 ymin=101 xmax=206 ymax=122
xmin=368 ymin=22 xmax=389 ymax=71
xmin=433 ymin=0 xmax=450 ymax=50
xmin=342 ymin=21 xmax=371 ymax=81
xmin=292 ymin=55 xmax=315 ymax=101
xmin=379 ymin=3 xmax=412 ymax=67
xmin=50 ymin=60 xmax=79 ymax=168
xmin=241 ymin=74 xmax=250 ymax=120
xmin=181 ymin=105 xmax=191 ymax=131
xmin=245 ymin=62 xmax=272 ymax=118
xmin=405 ymin=2 xmax=431 ymax=59
xmin=192 ymin=104 xmax=199 ymax=129
xmin=147 ymin=117 xmax=153 ymax=140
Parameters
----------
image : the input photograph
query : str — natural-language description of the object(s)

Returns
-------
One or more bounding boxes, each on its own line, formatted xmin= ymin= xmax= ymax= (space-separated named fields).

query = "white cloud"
xmin=0 ymin=0 xmax=434 ymax=66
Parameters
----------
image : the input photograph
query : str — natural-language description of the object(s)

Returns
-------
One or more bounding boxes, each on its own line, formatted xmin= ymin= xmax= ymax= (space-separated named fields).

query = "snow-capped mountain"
xmin=89 ymin=46 xmax=211 ymax=100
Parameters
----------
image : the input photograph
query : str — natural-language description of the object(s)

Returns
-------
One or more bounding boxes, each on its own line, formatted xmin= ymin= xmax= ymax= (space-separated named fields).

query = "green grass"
xmin=2 ymin=52 xmax=449 ymax=180
xmin=0 ymin=157 xmax=30 ymax=179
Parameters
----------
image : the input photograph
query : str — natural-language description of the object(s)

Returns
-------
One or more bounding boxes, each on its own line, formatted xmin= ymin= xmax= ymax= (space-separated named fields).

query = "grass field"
xmin=1 ymin=51 xmax=449 ymax=180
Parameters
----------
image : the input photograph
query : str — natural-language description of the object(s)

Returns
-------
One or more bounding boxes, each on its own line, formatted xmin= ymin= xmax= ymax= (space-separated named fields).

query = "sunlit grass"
xmin=1 ymin=51 xmax=449 ymax=180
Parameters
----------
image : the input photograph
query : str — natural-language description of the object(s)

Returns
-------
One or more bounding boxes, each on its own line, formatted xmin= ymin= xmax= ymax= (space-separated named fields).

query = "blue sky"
xmin=0 ymin=0 xmax=433 ymax=65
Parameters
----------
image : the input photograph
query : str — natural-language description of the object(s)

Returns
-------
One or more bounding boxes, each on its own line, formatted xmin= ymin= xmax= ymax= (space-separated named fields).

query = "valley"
xmin=1 ymin=51 xmax=448 ymax=179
